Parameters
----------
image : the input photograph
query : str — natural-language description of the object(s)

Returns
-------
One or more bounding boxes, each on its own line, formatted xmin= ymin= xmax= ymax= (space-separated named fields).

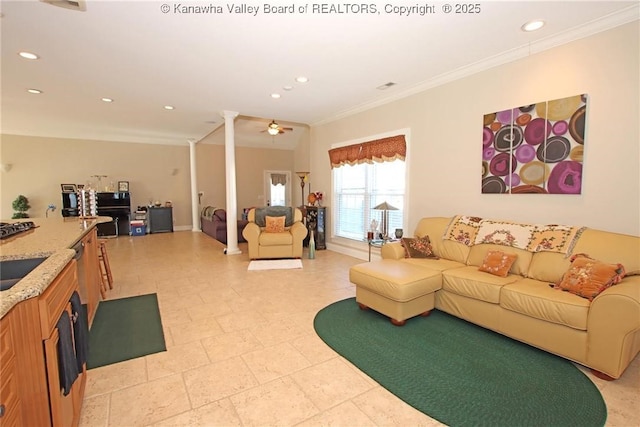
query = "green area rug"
xmin=314 ymin=298 xmax=607 ymax=427
xmin=88 ymin=293 xmax=166 ymax=369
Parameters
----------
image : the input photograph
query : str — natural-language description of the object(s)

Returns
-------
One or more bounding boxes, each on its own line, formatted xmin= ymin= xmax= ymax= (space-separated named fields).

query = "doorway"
xmin=264 ymin=171 xmax=292 ymax=206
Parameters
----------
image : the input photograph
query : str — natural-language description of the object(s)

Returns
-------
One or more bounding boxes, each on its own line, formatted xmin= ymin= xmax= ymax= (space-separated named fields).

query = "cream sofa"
xmin=242 ymin=207 xmax=308 ymax=259
xmin=350 ymin=216 xmax=640 ymax=380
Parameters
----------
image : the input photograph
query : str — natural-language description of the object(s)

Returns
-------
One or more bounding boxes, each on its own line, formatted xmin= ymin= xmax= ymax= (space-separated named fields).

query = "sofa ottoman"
xmin=349 ymin=260 xmax=442 ymax=326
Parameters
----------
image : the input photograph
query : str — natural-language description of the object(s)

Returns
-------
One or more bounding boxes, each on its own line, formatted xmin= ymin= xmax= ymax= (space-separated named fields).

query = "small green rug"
xmin=314 ymin=298 xmax=607 ymax=427
xmin=88 ymin=294 xmax=166 ymax=369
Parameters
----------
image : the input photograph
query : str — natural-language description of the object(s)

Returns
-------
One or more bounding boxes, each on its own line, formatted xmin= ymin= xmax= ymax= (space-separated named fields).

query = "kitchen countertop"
xmin=0 ymin=216 xmax=111 ymax=318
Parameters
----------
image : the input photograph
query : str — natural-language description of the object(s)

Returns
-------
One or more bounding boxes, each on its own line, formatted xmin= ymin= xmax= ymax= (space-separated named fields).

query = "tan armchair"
xmin=242 ymin=207 xmax=308 ymax=259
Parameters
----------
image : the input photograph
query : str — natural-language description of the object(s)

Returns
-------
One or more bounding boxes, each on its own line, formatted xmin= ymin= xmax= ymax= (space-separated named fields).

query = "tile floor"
xmin=80 ymin=231 xmax=639 ymax=426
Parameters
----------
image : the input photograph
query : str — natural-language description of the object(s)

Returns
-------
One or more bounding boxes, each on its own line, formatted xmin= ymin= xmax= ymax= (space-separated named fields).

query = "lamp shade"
xmin=373 ymin=201 xmax=398 ymax=211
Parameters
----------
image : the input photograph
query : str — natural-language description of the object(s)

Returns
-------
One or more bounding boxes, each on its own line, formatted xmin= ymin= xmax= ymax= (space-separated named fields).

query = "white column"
xmin=188 ymin=139 xmax=200 ymax=232
xmin=222 ymin=110 xmax=241 ymax=255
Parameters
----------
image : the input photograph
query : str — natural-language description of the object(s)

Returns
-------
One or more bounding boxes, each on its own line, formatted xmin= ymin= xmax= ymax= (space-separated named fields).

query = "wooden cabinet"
xmin=0 ymin=284 xmax=57 ymax=427
xmin=39 ymin=259 xmax=85 ymax=427
xmin=76 ymin=228 xmax=101 ymax=325
xmin=305 ymin=206 xmax=327 ymax=250
xmin=0 ymin=319 xmax=22 ymax=427
xmin=1 ymin=259 xmax=89 ymax=427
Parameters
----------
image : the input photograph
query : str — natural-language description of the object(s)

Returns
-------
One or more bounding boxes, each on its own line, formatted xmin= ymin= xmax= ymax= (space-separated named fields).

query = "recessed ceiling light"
xmin=295 ymin=76 xmax=309 ymax=83
xmin=101 ymin=97 xmax=113 ymax=103
xmin=19 ymin=51 xmax=39 ymax=60
xmin=27 ymin=88 xmax=42 ymax=94
xmin=521 ymin=20 xmax=545 ymax=32
xmin=271 ymin=93 xmax=281 ymax=99
xmin=164 ymin=105 xmax=175 ymax=110
xmin=283 ymin=86 xmax=293 ymax=91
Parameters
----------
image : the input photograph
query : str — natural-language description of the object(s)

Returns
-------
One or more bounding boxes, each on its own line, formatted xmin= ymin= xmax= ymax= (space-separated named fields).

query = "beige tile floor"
xmin=81 ymin=231 xmax=639 ymax=426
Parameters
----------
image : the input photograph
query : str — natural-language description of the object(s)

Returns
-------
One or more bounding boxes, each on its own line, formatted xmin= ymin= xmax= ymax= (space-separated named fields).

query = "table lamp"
xmin=373 ymin=201 xmax=398 ymax=240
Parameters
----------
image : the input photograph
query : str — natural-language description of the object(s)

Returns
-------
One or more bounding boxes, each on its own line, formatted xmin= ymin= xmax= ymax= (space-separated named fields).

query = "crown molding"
xmin=312 ymin=4 xmax=639 ymax=127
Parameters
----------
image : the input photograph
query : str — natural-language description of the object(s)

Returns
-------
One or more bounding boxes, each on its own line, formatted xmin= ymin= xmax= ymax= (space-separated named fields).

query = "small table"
xmin=367 ymin=238 xmax=397 ymax=261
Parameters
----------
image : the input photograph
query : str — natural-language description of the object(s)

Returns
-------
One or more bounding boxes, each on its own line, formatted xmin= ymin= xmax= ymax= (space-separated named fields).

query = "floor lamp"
xmin=373 ymin=201 xmax=398 ymax=240
xmin=295 ymin=172 xmax=309 ymax=207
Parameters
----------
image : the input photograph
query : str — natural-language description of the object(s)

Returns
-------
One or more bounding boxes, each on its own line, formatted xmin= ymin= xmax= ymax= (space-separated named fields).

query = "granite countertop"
xmin=0 ymin=216 xmax=111 ymax=318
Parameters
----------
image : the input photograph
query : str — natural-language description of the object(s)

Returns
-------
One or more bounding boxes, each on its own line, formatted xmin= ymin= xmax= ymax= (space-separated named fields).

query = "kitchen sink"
xmin=0 ymin=257 xmax=48 ymax=291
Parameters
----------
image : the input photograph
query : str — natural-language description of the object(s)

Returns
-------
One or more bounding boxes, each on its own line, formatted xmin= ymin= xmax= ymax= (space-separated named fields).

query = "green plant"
xmin=11 ymin=195 xmax=30 ymax=219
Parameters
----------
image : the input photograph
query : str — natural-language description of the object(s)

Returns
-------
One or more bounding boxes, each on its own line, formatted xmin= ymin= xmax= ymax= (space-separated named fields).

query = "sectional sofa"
xmin=201 ymin=206 xmax=248 ymax=244
xmin=350 ymin=216 xmax=640 ymax=380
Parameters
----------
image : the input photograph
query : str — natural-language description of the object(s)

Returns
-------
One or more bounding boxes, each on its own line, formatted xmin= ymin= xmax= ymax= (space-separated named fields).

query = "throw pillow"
xmin=478 ymin=250 xmax=518 ymax=277
xmin=265 ymin=216 xmax=285 ymax=233
xmin=554 ymin=253 xmax=626 ymax=301
xmin=401 ymin=236 xmax=438 ymax=259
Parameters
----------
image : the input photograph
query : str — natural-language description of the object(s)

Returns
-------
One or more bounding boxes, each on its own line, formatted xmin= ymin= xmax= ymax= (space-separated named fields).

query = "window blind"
xmin=332 ymin=148 xmax=405 ymax=241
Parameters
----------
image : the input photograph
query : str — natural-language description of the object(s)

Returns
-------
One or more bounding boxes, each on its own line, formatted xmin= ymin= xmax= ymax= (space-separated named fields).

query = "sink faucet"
xmin=45 ymin=204 xmax=56 ymax=218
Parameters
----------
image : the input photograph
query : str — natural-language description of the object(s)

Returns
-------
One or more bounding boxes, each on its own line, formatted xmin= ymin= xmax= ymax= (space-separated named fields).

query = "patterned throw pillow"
xmin=401 ymin=236 xmax=437 ymax=259
xmin=478 ymin=250 xmax=518 ymax=277
xmin=553 ymin=253 xmax=626 ymax=301
xmin=265 ymin=216 xmax=285 ymax=233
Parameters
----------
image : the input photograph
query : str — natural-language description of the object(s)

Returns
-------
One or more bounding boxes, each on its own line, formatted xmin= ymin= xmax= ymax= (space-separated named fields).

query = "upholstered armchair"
xmin=242 ymin=207 xmax=308 ymax=259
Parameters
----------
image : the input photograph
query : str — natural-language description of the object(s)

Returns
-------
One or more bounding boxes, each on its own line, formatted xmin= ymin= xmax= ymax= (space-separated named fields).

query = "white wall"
xmin=0 ymin=134 xmax=296 ymax=226
xmin=310 ymin=21 xmax=640 ymax=242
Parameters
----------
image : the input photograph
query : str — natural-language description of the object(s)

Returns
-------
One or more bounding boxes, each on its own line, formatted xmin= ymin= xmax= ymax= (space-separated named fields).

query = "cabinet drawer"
xmin=39 ymin=260 xmax=78 ymax=339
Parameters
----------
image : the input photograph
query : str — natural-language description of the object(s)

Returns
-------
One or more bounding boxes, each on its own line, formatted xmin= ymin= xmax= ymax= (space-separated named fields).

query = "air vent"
xmin=40 ymin=0 xmax=87 ymax=11
xmin=376 ymin=82 xmax=397 ymax=90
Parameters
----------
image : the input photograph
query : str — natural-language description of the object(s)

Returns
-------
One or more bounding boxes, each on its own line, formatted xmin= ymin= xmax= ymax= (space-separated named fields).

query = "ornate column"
xmin=222 ymin=110 xmax=241 ymax=255
xmin=188 ymin=139 xmax=200 ymax=232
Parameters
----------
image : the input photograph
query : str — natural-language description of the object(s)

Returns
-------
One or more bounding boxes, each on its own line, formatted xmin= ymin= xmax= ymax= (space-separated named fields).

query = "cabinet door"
xmin=0 ymin=322 xmax=23 ymax=427
xmin=75 ymin=229 xmax=100 ymax=325
xmin=43 ymin=310 xmax=84 ymax=427
xmin=316 ymin=207 xmax=326 ymax=249
xmin=38 ymin=259 xmax=86 ymax=427
xmin=305 ymin=207 xmax=326 ymax=250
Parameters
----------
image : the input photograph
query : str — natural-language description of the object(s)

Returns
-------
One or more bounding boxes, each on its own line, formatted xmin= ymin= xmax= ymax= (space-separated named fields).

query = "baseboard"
xmin=326 ymin=241 xmax=375 ymax=261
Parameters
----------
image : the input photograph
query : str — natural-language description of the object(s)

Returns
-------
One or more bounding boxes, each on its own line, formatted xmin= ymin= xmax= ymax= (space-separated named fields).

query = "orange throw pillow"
xmin=265 ymin=216 xmax=285 ymax=233
xmin=478 ymin=250 xmax=517 ymax=277
xmin=554 ymin=254 xmax=626 ymax=301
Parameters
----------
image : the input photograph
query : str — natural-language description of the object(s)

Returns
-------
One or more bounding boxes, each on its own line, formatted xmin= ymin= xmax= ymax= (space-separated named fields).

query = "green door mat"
xmin=88 ymin=293 xmax=166 ymax=369
xmin=314 ymin=298 xmax=607 ymax=427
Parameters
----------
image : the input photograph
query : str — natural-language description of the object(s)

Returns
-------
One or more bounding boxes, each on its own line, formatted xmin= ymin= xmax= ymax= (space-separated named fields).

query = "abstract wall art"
xmin=482 ymin=94 xmax=587 ymax=194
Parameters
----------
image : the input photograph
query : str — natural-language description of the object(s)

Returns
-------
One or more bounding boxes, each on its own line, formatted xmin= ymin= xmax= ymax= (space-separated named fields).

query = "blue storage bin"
xmin=131 ymin=225 xmax=146 ymax=236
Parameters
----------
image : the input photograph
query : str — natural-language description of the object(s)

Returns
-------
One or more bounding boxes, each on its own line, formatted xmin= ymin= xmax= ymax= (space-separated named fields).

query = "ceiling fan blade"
xmin=282 ymin=127 xmax=293 ymax=131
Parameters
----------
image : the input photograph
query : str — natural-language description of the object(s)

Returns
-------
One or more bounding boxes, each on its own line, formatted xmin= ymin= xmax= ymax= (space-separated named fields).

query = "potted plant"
xmin=12 ymin=195 xmax=31 ymax=219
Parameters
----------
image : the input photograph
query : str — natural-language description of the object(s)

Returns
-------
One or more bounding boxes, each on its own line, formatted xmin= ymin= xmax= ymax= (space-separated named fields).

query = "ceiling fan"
xmin=262 ymin=120 xmax=293 ymax=136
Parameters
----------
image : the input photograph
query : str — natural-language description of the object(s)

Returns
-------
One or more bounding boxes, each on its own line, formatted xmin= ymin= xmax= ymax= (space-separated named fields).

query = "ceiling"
xmin=1 ymin=1 xmax=637 ymax=150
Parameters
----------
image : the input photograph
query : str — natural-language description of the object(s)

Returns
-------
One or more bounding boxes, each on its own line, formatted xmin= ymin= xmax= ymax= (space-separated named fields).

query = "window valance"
xmin=328 ymin=134 xmax=406 ymax=169
xmin=270 ymin=173 xmax=287 ymax=186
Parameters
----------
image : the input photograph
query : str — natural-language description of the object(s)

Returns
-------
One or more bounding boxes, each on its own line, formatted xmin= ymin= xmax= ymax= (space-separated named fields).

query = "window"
xmin=264 ymin=171 xmax=290 ymax=207
xmin=269 ymin=182 xmax=286 ymax=206
xmin=333 ymin=158 xmax=405 ymax=241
